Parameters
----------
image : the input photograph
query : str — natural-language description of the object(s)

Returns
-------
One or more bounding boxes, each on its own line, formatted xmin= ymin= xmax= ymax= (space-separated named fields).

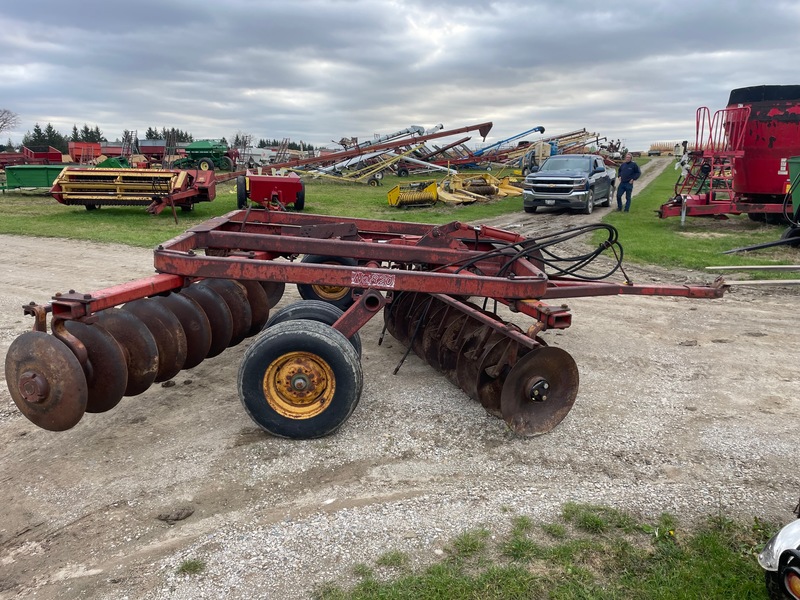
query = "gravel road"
xmin=1 ymin=158 xmax=798 ymax=599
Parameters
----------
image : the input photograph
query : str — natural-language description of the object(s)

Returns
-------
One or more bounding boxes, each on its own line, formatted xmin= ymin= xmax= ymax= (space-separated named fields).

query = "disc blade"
xmin=64 ymin=320 xmax=127 ymax=413
xmin=260 ymin=281 xmax=285 ymax=309
xmin=155 ymin=293 xmax=212 ymax=370
xmin=122 ymin=298 xmax=188 ymax=383
xmin=181 ymin=284 xmax=233 ymax=358
xmin=199 ymin=279 xmax=252 ymax=347
xmin=238 ymin=279 xmax=270 ymax=335
xmin=4 ymin=331 xmax=88 ymax=431
xmin=500 ymin=346 xmax=579 ymax=436
xmin=94 ymin=308 xmax=159 ymax=396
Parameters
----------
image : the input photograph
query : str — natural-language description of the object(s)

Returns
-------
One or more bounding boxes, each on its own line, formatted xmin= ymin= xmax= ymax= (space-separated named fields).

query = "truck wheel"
xmin=581 ymin=189 xmax=595 ymax=215
xmin=197 ymin=156 xmax=215 ymax=171
xmin=294 ymin=184 xmax=305 ymax=211
xmin=296 ymin=255 xmax=357 ymax=310
xmin=238 ymin=319 xmax=363 ymax=439
xmin=236 ymin=175 xmax=248 ymax=209
xmin=524 ymin=205 xmax=537 ymax=213
xmin=220 ymin=156 xmax=234 ymax=171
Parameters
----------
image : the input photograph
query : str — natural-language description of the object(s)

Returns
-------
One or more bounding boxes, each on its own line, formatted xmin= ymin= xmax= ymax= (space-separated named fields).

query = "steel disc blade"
xmin=412 ymin=300 xmax=444 ymax=359
xmin=199 ymin=279 xmax=252 ymax=347
xmin=4 ymin=331 xmax=88 ymax=431
xmin=181 ymin=284 xmax=233 ymax=358
xmin=475 ymin=339 xmax=525 ymax=418
xmin=238 ymin=280 xmax=270 ymax=335
xmin=406 ymin=295 xmax=437 ymax=358
xmin=64 ymin=321 xmax=127 ymax=413
xmin=421 ymin=308 xmax=460 ymax=371
xmin=94 ymin=308 xmax=159 ymax=396
xmin=383 ymin=292 xmax=415 ymax=345
xmin=500 ymin=346 xmax=579 ymax=436
xmin=439 ymin=316 xmax=480 ymax=383
xmin=122 ymin=298 xmax=188 ymax=383
xmin=260 ymin=281 xmax=285 ymax=309
xmin=155 ymin=293 xmax=212 ymax=370
xmin=455 ymin=328 xmax=502 ymax=400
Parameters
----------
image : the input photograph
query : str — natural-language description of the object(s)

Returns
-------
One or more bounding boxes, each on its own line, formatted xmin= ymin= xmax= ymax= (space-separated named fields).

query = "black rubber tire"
xmin=397 ymin=168 xmax=409 ymax=177
xmin=581 ymin=189 xmax=595 ymax=215
xmin=180 ymin=203 xmax=194 ymax=212
xmin=764 ymin=570 xmax=789 ymax=600
xmin=780 ymin=226 xmax=800 ymax=247
xmin=367 ymin=177 xmax=380 ymax=187
xmin=296 ymin=255 xmax=358 ymax=310
xmin=220 ymin=156 xmax=234 ymax=171
xmin=238 ymin=319 xmax=363 ymax=439
xmin=524 ymin=205 xmax=537 ymax=213
xmin=294 ymin=183 xmax=305 ymax=211
xmin=264 ymin=299 xmax=362 ymax=356
xmin=197 ymin=156 xmax=215 ymax=171
xmin=85 ymin=204 xmax=98 ymax=211
xmin=236 ymin=175 xmax=248 ymax=209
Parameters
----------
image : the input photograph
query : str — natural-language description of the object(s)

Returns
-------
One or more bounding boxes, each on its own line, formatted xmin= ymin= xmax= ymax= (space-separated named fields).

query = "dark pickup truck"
xmin=521 ymin=154 xmax=615 ymax=214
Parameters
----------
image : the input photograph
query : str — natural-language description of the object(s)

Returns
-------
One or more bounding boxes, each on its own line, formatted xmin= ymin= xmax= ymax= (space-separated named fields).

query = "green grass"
xmin=598 ymin=164 xmax=797 ymax=274
xmin=313 ymin=504 xmax=776 ymax=600
xmin=176 ymin=558 xmax=205 ymax=575
xmin=1 ymin=162 xmax=795 ymax=276
xmin=0 ymin=169 xmax=526 ymax=248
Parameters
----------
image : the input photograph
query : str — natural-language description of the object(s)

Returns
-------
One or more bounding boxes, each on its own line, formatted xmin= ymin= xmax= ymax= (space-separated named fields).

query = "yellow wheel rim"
xmin=311 ymin=283 xmax=349 ymax=302
xmin=263 ymin=351 xmax=335 ymax=419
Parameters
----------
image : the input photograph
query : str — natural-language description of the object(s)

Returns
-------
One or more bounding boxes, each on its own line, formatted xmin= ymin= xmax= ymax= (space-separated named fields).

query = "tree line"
xmin=0 ymin=108 xmax=317 ymax=154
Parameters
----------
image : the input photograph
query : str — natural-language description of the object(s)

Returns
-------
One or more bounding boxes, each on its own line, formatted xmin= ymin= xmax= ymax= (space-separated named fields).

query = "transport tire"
xmin=265 ymin=300 xmax=362 ymax=356
xmin=238 ymin=319 xmax=363 ymax=439
xmin=296 ymin=255 xmax=358 ymax=310
xmin=236 ymin=175 xmax=248 ymax=209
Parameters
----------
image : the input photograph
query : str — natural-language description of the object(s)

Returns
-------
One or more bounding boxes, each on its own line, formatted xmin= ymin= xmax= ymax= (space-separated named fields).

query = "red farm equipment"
xmin=236 ymin=171 xmax=305 ymax=210
xmin=3 ymin=208 xmax=727 ymax=440
xmin=659 ymin=85 xmax=800 ymax=223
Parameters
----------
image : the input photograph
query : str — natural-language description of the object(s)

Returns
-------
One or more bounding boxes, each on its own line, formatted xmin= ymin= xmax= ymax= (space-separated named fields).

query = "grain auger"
xmin=3 ymin=209 xmax=728 ymax=439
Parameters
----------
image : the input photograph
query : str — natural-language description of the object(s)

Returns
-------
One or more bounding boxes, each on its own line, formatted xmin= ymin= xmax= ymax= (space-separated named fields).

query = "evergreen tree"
xmin=71 ymin=125 xmax=80 ymax=142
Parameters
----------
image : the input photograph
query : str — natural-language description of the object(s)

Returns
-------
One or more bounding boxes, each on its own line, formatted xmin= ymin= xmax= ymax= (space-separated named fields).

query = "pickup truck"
xmin=521 ymin=154 xmax=615 ymax=214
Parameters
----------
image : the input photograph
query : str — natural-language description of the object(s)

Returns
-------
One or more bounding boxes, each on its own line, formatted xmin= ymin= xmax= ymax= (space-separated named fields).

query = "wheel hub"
xmin=19 ymin=371 xmax=49 ymax=403
xmin=264 ymin=351 xmax=335 ymax=419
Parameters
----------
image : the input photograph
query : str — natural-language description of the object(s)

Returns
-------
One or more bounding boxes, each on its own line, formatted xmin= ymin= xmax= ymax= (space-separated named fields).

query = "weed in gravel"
xmin=176 ymin=558 xmax=205 ymax=575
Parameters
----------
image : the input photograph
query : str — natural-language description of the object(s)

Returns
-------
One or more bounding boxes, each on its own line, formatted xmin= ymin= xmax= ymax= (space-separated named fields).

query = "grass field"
xmin=0 ymin=163 xmax=795 ymax=277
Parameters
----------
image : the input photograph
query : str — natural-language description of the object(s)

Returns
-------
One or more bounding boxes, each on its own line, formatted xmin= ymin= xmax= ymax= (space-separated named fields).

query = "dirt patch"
xmin=0 ymin=161 xmax=798 ymax=598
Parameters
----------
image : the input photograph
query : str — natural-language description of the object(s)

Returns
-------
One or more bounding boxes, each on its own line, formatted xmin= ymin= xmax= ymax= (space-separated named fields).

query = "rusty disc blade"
xmin=500 ymin=346 xmax=579 ymax=436
xmin=153 ymin=293 xmax=212 ymax=370
xmin=122 ymin=298 xmax=188 ymax=383
xmin=421 ymin=307 xmax=460 ymax=372
xmin=199 ymin=279 xmax=252 ymax=347
xmin=405 ymin=295 xmax=436 ymax=358
xmin=64 ymin=320 xmax=127 ymax=413
xmin=94 ymin=307 xmax=159 ymax=396
xmin=439 ymin=315 xmax=481 ymax=383
xmin=260 ymin=281 xmax=285 ymax=309
xmin=474 ymin=338 xmax=525 ymax=418
xmin=4 ymin=331 xmax=88 ymax=431
xmin=455 ymin=327 xmax=502 ymax=400
xmin=412 ymin=299 xmax=444 ymax=359
xmin=383 ymin=292 xmax=415 ymax=346
xmin=238 ymin=280 xmax=270 ymax=335
xmin=181 ymin=284 xmax=233 ymax=358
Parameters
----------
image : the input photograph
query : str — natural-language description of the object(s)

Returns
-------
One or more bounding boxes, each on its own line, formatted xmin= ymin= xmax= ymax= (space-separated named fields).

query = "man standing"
xmin=616 ymin=153 xmax=641 ymax=212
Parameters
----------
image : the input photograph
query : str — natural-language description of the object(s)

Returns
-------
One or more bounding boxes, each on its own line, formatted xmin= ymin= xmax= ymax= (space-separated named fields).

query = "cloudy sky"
xmin=2 ymin=0 xmax=798 ymax=152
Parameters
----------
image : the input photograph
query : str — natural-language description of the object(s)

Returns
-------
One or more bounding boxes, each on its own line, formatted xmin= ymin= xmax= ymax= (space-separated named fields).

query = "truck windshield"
xmin=540 ymin=157 xmax=592 ymax=172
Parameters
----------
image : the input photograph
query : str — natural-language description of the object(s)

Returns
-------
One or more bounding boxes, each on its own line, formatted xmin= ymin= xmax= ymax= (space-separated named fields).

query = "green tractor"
xmin=172 ymin=140 xmax=238 ymax=171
